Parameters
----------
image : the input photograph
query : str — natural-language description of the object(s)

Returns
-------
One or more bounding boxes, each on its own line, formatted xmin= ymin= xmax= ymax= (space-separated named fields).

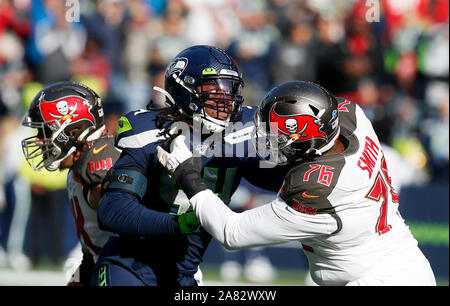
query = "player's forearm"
xmin=190 ymin=190 xmax=236 ymax=248
xmin=88 ymin=185 xmax=102 ymax=209
xmin=190 ymin=189 xmax=283 ymax=250
xmin=98 ymin=191 xmax=177 ymax=236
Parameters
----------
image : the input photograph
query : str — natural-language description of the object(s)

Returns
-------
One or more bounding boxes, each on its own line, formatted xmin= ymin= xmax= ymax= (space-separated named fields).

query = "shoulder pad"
xmin=336 ymin=98 xmax=359 ymax=134
xmin=279 ymin=159 xmax=344 ymax=215
xmin=223 ymin=106 xmax=257 ymax=145
xmin=115 ymin=110 xmax=166 ymax=149
xmin=72 ymin=136 xmax=121 ymax=187
xmin=336 ymin=97 xmax=357 ymax=113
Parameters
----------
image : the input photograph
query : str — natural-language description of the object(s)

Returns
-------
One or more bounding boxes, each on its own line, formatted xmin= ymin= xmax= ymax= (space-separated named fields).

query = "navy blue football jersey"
xmin=95 ymin=107 xmax=288 ymax=286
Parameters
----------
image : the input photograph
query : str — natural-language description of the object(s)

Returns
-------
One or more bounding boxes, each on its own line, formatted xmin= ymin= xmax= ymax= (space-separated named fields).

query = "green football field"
xmin=0 ymin=265 xmax=447 ymax=286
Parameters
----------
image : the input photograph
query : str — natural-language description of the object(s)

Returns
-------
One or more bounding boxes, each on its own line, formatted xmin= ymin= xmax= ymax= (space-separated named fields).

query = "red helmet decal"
xmin=269 ymin=109 xmax=326 ymax=141
xmin=40 ymin=96 xmax=95 ymax=126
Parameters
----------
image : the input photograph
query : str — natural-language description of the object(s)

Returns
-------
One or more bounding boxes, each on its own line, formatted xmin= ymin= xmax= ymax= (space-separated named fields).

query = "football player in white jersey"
xmin=158 ymin=81 xmax=436 ymax=286
xmin=21 ymin=82 xmax=121 ymax=285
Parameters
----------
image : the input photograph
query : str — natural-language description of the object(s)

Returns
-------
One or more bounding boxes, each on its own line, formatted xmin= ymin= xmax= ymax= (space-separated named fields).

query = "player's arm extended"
xmin=157 ymin=136 xmax=334 ymax=249
xmin=98 ymin=151 xmax=179 ymax=236
xmin=190 ymin=189 xmax=299 ymax=249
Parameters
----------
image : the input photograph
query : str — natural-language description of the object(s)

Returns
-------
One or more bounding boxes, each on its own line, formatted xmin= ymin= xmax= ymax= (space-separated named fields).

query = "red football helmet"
xmin=22 ymin=82 xmax=105 ymax=171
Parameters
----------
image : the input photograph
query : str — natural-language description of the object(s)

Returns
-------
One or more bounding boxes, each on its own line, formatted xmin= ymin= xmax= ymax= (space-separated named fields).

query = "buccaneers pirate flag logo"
xmin=269 ymin=108 xmax=326 ymax=141
xmin=40 ymin=96 xmax=96 ymax=126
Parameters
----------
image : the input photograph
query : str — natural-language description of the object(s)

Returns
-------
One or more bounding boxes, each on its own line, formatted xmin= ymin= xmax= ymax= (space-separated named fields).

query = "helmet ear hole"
xmin=309 ymin=104 xmax=319 ymax=116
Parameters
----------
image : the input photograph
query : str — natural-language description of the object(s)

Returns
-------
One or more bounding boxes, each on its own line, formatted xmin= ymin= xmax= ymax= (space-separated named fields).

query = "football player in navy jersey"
xmin=91 ymin=45 xmax=288 ymax=286
xmin=159 ymin=81 xmax=436 ymax=286
xmin=21 ymin=82 xmax=121 ymax=285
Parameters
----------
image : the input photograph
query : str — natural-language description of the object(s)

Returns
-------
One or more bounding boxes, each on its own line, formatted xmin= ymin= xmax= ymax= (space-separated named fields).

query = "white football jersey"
xmin=67 ymin=171 xmax=112 ymax=259
xmin=190 ymin=101 xmax=436 ymax=286
xmin=66 ymin=135 xmax=120 ymax=260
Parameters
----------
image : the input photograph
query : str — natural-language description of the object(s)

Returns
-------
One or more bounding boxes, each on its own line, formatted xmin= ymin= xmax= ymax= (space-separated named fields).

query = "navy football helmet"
xmin=156 ymin=45 xmax=244 ymax=132
xmin=21 ymin=82 xmax=105 ymax=171
xmin=255 ymin=81 xmax=340 ymax=164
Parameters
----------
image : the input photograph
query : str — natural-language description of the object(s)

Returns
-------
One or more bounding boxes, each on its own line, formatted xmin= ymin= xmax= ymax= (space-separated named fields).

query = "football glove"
xmin=157 ymin=135 xmax=192 ymax=173
xmin=157 ymin=135 xmax=207 ymax=198
xmin=176 ymin=207 xmax=201 ymax=234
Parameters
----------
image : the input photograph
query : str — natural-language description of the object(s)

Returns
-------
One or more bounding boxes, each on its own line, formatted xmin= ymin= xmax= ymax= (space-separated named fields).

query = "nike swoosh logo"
xmin=93 ymin=144 xmax=108 ymax=154
xmin=302 ymin=191 xmax=320 ymax=199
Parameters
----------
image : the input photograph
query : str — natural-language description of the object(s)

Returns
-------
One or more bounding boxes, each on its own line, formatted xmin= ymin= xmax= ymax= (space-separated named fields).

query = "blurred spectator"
xmin=0 ymin=0 xmax=31 ymax=117
xmin=182 ymin=0 xmax=220 ymax=46
xmin=313 ymin=14 xmax=345 ymax=93
xmin=119 ymin=0 xmax=162 ymax=111
xmin=81 ymin=0 xmax=128 ymax=109
xmin=69 ymin=38 xmax=111 ymax=98
xmin=0 ymin=0 xmax=29 ymax=39
xmin=0 ymin=115 xmax=33 ymax=270
xmin=316 ymin=0 xmax=385 ymax=99
xmin=149 ymin=1 xmax=191 ymax=70
xmin=20 ymin=164 xmax=73 ymax=268
xmin=270 ymin=10 xmax=318 ymax=84
xmin=30 ymin=0 xmax=86 ymax=85
xmin=227 ymin=0 xmax=280 ymax=105
xmin=420 ymin=84 xmax=449 ymax=180
xmin=81 ymin=0 xmax=126 ymax=75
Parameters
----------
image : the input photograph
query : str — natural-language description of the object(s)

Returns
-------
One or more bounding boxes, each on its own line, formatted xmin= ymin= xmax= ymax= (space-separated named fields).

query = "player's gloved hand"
xmin=157 ymin=135 xmax=207 ymax=199
xmin=157 ymin=135 xmax=192 ymax=174
xmin=175 ymin=207 xmax=201 ymax=234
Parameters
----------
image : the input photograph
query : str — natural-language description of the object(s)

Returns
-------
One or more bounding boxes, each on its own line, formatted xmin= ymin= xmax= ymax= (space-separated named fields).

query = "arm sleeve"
xmin=190 ymin=190 xmax=336 ymax=250
xmin=98 ymin=191 xmax=177 ymax=236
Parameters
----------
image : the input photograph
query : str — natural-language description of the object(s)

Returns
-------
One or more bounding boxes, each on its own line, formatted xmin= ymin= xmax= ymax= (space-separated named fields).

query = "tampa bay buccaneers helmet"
xmin=21 ymin=82 xmax=105 ymax=171
xmin=255 ymin=81 xmax=340 ymax=165
xmin=155 ymin=45 xmax=244 ymax=132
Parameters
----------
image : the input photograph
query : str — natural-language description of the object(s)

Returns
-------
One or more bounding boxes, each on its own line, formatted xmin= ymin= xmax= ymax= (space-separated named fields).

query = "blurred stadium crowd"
xmin=0 ymin=0 xmax=448 ymax=274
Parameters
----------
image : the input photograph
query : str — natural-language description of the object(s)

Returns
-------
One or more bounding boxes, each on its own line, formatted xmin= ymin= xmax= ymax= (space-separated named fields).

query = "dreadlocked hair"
xmin=153 ymin=107 xmax=185 ymax=129
xmin=145 ymin=103 xmax=190 ymax=150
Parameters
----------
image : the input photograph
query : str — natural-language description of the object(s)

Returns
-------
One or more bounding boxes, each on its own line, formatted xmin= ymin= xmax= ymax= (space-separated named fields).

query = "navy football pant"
xmin=92 ymin=263 xmax=146 ymax=286
xmin=91 ymin=263 xmax=198 ymax=286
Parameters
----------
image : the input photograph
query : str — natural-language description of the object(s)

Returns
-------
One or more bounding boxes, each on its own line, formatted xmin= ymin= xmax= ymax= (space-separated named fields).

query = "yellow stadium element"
xmin=22 ymin=82 xmax=44 ymax=108
xmin=71 ymin=76 xmax=107 ymax=98
xmin=18 ymin=159 xmax=68 ymax=191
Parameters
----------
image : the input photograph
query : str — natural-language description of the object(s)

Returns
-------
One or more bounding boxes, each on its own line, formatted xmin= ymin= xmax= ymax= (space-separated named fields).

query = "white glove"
xmin=157 ymin=135 xmax=193 ymax=173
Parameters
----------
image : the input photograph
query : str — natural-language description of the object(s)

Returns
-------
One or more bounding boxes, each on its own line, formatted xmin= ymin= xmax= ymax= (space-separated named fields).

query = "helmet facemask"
xmin=253 ymin=112 xmax=296 ymax=165
xmin=193 ymin=76 xmax=243 ymax=133
xmin=22 ymin=117 xmax=77 ymax=171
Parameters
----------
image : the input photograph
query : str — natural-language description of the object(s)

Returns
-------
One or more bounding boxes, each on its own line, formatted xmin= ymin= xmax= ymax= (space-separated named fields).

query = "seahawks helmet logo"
xmin=166 ymin=57 xmax=188 ymax=77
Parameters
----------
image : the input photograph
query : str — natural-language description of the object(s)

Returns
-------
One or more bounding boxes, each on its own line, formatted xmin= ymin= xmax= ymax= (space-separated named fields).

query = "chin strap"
xmin=45 ymin=125 xmax=106 ymax=172
xmin=46 ymin=146 xmax=77 ymax=171
xmin=193 ymin=112 xmax=229 ymax=133
xmin=86 ymin=125 xmax=106 ymax=142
